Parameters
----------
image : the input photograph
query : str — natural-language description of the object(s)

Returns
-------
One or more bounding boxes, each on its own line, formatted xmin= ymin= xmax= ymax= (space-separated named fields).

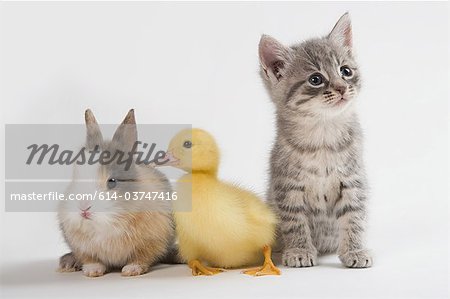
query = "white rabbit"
xmin=58 ymin=109 xmax=174 ymax=277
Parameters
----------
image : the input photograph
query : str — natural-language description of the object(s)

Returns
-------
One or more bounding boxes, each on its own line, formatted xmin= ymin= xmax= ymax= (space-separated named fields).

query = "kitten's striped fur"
xmin=260 ymin=13 xmax=372 ymax=268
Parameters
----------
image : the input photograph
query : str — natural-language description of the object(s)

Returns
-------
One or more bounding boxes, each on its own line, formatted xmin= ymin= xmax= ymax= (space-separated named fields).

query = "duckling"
xmin=164 ymin=128 xmax=280 ymax=276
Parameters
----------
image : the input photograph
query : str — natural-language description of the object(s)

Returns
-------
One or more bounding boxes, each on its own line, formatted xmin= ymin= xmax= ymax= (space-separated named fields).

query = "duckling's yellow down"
xmin=167 ymin=129 xmax=278 ymax=270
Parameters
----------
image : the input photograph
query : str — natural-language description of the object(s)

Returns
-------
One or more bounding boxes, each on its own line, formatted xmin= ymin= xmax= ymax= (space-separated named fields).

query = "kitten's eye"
xmin=183 ymin=141 xmax=192 ymax=149
xmin=107 ymin=178 xmax=117 ymax=189
xmin=308 ymin=74 xmax=324 ymax=86
xmin=340 ymin=66 xmax=353 ymax=78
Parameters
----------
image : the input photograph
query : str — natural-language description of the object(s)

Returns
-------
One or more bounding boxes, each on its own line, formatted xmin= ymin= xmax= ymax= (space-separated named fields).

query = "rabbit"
xmin=57 ymin=109 xmax=175 ymax=277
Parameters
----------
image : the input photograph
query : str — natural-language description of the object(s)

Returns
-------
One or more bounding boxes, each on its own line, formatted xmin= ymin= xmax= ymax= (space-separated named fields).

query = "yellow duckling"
xmin=165 ymin=128 xmax=280 ymax=276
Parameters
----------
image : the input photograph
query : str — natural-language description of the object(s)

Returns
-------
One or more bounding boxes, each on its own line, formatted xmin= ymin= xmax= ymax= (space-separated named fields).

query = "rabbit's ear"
xmin=112 ymin=109 xmax=138 ymax=154
xmin=85 ymin=109 xmax=103 ymax=149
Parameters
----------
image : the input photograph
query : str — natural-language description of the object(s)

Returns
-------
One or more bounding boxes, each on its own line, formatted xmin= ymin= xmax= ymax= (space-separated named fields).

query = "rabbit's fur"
xmin=58 ymin=109 xmax=174 ymax=277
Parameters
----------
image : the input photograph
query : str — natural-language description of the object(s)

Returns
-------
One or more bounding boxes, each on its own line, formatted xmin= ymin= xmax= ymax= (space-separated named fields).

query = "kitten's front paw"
xmin=339 ymin=249 xmax=373 ymax=268
xmin=282 ymin=247 xmax=317 ymax=267
xmin=82 ymin=263 xmax=106 ymax=277
xmin=121 ymin=264 xmax=148 ymax=277
xmin=58 ymin=252 xmax=81 ymax=272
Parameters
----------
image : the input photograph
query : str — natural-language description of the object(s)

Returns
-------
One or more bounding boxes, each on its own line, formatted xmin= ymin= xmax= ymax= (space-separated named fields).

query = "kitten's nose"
xmin=334 ymin=85 xmax=347 ymax=95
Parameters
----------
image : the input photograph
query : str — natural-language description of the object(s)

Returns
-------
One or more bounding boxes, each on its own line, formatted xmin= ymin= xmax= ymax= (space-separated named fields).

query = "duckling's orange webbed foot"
xmin=188 ymin=260 xmax=225 ymax=276
xmin=243 ymin=245 xmax=281 ymax=277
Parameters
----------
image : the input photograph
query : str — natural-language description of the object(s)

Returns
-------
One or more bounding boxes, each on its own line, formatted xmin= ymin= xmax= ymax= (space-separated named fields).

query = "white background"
xmin=0 ymin=2 xmax=448 ymax=299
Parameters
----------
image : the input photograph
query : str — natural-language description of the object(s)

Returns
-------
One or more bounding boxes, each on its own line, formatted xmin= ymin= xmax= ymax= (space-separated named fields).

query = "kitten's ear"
xmin=328 ymin=12 xmax=352 ymax=50
xmin=85 ymin=109 xmax=103 ymax=149
xmin=112 ymin=109 xmax=138 ymax=154
xmin=259 ymin=35 xmax=292 ymax=83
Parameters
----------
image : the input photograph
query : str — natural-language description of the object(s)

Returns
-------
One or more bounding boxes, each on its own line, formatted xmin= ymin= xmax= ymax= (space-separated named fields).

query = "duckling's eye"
xmin=183 ymin=141 xmax=192 ymax=149
xmin=107 ymin=178 xmax=117 ymax=189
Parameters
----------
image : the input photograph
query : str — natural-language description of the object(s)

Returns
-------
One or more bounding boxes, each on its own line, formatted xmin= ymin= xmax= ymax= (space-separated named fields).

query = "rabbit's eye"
xmin=107 ymin=178 xmax=117 ymax=189
xmin=183 ymin=141 xmax=192 ymax=149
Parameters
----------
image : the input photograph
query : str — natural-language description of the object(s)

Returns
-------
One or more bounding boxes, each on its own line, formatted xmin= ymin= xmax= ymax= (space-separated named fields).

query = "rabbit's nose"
xmin=79 ymin=205 xmax=92 ymax=219
xmin=79 ymin=203 xmax=92 ymax=212
xmin=80 ymin=209 xmax=92 ymax=219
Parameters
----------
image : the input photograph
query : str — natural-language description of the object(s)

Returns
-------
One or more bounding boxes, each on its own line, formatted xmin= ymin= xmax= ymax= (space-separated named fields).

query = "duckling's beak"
xmin=159 ymin=150 xmax=179 ymax=167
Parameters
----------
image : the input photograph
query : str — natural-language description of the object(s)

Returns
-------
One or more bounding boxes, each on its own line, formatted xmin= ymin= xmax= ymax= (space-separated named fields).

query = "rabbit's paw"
xmin=58 ymin=252 xmax=81 ymax=272
xmin=121 ymin=264 xmax=148 ymax=277
xmin=82 ymin=263 xmax=106 ymax=277
xmin=282 ymin=247 xmax=317 ymax=267
xmin=339 ymin=249 xmax=373 ymax=268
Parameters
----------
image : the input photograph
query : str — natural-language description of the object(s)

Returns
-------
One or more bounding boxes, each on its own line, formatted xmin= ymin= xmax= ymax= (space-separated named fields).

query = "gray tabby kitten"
xmin=259 ymin=13 xmax=372 ymax=268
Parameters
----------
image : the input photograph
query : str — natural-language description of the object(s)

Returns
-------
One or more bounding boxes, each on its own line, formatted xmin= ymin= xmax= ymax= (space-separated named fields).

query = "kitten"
xmin=259 ymin=13 xmax=372 ymax=268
